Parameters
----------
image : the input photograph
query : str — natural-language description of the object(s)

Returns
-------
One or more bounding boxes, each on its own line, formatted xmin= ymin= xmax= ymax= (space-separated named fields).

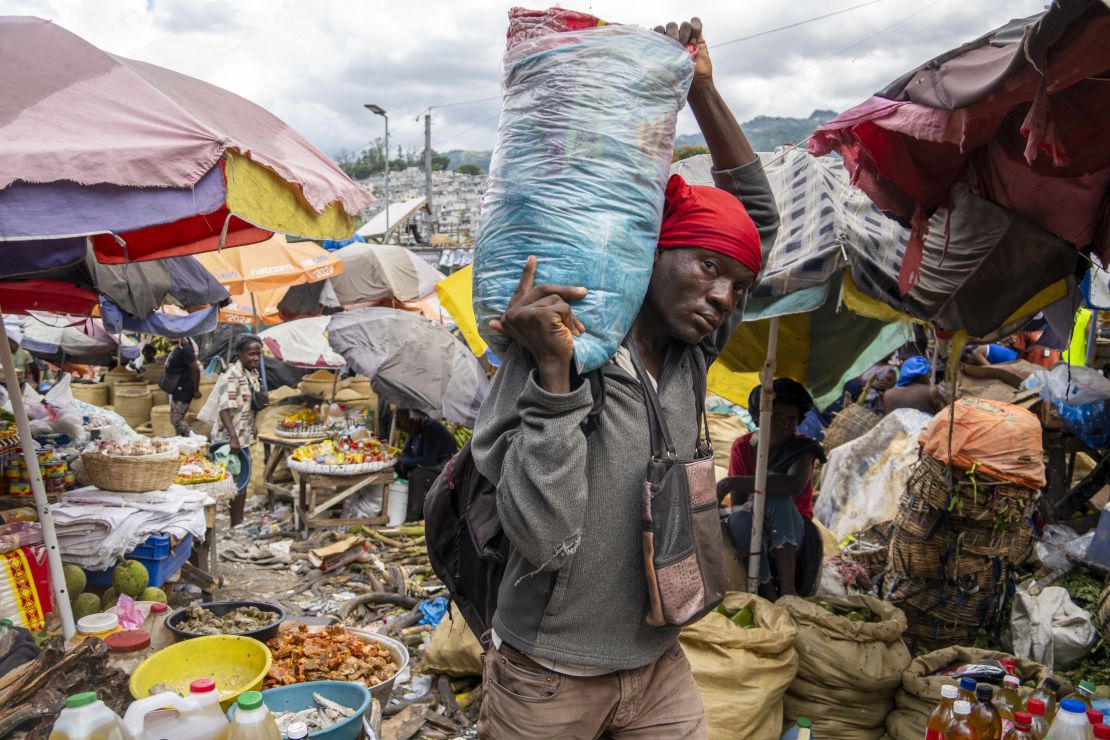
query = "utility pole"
xmin=424 ymin=112 xmax=434 ymax=236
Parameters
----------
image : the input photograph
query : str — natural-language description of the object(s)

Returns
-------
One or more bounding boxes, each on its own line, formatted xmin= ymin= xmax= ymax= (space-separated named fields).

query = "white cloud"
xmin=2 ymin=0 xmax=1047 ymax=157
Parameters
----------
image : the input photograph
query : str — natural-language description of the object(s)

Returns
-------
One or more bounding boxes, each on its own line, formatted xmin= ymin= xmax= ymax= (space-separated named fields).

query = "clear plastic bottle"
xmin=1046 ymin=698 xmax=1091 ymax=740
xmin=996 ymin=675 xmax=1022 ymax=721
xmin=972 ymin=684 xmax=1003 ymax=740
xmin=949 ymin=700 xmax=982 ymax=739
xmin=1028 ymin=677 xmax=1061 ymax=721
xmin=227 ymin=692 xmax=280 ymax=740
xmin=928 ymin=684 xmax=961 ymax=739
xmin=1065 ymin=680 xmax=1097 ymax=711
xmin=48 ymin=692 xmax=130 ymax=740
xmin=1025 ymin=699 xmax=1049 ymax=739
xmin=780 ymin=717 xmax=814 ymax=740
xmin=1002 ymin=711 xmax=1035 ymax=740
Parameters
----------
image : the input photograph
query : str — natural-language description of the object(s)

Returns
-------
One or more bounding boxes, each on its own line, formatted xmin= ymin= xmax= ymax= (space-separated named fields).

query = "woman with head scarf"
xmin=213 ymin=333 xmax=267 ymax=525
xmin=717 ymin=378 xmax=825 ymax=601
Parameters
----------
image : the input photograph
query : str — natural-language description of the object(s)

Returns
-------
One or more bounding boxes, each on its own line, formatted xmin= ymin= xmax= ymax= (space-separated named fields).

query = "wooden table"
xmin=296 ymin=469 xmax=395 ymax=531
xmin=185 ymin=502 xmax=220 ymax=600
xmin=258 ymin=433 xmax=326 ymax=508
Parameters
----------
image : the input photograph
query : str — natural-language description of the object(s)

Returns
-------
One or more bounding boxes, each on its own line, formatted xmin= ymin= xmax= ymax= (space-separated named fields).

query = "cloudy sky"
xmin=4 ymin=0 xmax=1047 ymax=159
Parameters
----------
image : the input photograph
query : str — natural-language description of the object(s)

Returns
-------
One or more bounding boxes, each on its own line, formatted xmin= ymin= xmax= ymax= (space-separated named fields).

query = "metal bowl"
xmin=166 ymin=600 xmax=285 ymax=643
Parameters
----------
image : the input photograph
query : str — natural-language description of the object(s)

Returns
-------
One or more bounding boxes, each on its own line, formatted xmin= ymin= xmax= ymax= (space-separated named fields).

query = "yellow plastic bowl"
xmin=129 ymin=634 xmax=272 ymax=711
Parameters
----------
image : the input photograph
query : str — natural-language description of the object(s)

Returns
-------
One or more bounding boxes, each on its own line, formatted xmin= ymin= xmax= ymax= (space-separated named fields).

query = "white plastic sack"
xmin=1026 ymin=364 xmax=1110 ymax=405
xmin=816 ymin=409 xmax=933 ymax=539
xmin=1034 ymin=523 xmax=1079 ymax=572
xmin=1011 ymin=580 xmax=1097 ymax=669
xmin=474 ymin=21 xmax=694 ymax=372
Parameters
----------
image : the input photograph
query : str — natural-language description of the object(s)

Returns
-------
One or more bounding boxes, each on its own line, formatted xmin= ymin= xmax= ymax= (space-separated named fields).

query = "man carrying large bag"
xmin=472 ymin=17 xmax=781 ymax=738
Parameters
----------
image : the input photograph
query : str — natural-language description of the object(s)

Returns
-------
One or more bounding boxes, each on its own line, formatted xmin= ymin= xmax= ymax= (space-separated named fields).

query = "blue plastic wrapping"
xmin=1025 ymin=365 xmax=1110 ymax=448
xmin=474 ymin=24 xmax=694 ymax=373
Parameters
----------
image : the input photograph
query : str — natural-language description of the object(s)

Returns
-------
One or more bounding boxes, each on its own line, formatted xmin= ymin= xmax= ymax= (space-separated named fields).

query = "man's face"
xmin=645 ymin=248 xmax=756 ymax=344
xmin=767 ymin=402 xmax=800 ymax=447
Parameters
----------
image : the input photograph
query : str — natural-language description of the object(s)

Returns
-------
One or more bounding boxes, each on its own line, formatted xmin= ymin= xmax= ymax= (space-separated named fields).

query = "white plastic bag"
xmin=1010 ymin=579 xmax=1097 ymax=669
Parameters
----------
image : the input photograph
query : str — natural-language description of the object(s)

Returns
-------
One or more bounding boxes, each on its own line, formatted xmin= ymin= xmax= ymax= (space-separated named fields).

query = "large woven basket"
xmin=114 ymin=385 xmax=153 ymax=431
xmin=906 ymin=455 xmax=1038 ymax=529
xmin=823 ymin=403 xmax=880 ymax=453
xmin=883 ymin=571 xmax=1007 ymax=627
xmin=70 ymin=382 xmax=109 ymax=407
xmin=887 ymin=525 xmax=1019 ymax=583
xmin=150 ymin=405 xmax=175 ymax=438
xmin=81 ymin=451 xmax=180 ymax=492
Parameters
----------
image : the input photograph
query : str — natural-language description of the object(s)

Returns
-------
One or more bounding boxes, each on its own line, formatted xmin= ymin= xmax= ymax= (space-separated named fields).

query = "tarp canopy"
xmin=13 ymin=313 xmax=138 ymax=365
xmin=356 ymin=196 xmax=427 ymax=242
xmin=328 ymin=242 xmax=444 ymax=305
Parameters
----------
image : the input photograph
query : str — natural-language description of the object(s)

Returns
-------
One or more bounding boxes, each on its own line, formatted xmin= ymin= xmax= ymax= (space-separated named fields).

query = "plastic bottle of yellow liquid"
xmin=928 ymin=684 xmax=961 ymax=739
xmin=972 ymin=684 xmax=1003 ymax=740
xmin=1025 ymin=699 xmax=1049 ymax=739
xmin=227 ymin=692 xmax=280 ymax=740
xmin=949 ymin=700 xmax=982 ymax=739
xmin=1027 ymin=677 xmax=1061 ymax=721
xmin=1064 ymin=680 xmax=1097 ymax=711
xmin=122 ymin=679 xmax=229 ymax=740
xmin=1046 ymin=698 xmax=1091 ymax=740
xmin=960 ymin=677 xmax=980 ymax=705
xmin=1001 ymin=711 xmax=1035 ymax=739
xmin=995 ymin=675 xmax=1022 ymax=721
xmin=48 ymin=692 xmax=131 ymax=740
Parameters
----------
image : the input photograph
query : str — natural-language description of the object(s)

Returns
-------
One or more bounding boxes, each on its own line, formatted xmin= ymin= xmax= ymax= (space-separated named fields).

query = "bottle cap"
xmin=149 ymin=602 xmax=168 ymax=613
xmin=796 ymin=718 xmax=812 ymax=728
xmin=65 ymin=692 xmax=97 ymax=709
xmin=941 ymin=684 xmax=959 ymax=699
xmin=189 ymin=678 xmax=216 ymax=694
xmin=1080 ymin=679 xmax=1097 ymax=694
xmin=237 ymin=691 xmax=264 ymax=711
xmin=286 ymin=721 xmax=310 ymax=740
xmin=1013 ymin=711 xmax=1032 ymax=728
xmin=1090 ymin=709 xmax=1105 ymax=725
xmin=959 ymin=677 xmax=977 ymax=691
xmin=1027 ymin=698 xmax=1045 ymax=716
xmin=1061 ymin=698 xmax=1086 ymax=714
xmin=953 ymin=700 xmax=972 ymax=716
xmin=0 ymin=618 xmax=12 ymax=628
xmin=1003 ymin=674 xmax=1020 ymax=686
xmin=1095 ymin=724 xmax=1110 ymax=740
xmin=975 ymin=684 xmax=993 ymax=702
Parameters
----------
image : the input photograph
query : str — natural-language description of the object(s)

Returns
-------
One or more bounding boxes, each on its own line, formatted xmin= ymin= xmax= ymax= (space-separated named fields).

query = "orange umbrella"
xmin=220 ymin=288 xmax=286 ymax=327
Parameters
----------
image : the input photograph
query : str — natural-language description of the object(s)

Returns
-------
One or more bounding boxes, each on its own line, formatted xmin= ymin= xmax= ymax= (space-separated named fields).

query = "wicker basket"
xmin=887 ymin=525 xmax=1015 ymax=583
xmin=1098 ymin=585 xmax=1110 ymax=645
xmin=70 ymin=382 xmax=109 ymax=407
xmin=81 ymin=451 xmax=181 ymax=492
xmin=843 ymin=525 xmax=890 ymax=576
xmin=824 ymin=403 xmax=881 ymax=453
xmin=883 ymin=571 xmax=1007 ymax=626
xmin=151 ymin=405 xmax=175 ymax=438
xmin=906 ymin=455 xmax=1038 ymax=528
xmin=148 ymin=383 xmax=169 ymax=408
xmin=114 ymin=385 xmax=152 ymax=431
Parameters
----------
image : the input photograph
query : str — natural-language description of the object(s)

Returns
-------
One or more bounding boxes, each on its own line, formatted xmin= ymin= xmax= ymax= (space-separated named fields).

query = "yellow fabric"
xmin=436 ymin=265 xmax=488 ymax=356
xmin=224 ymin=151 xmax=359 ymax=240
xmin=1064 ymin=307 xmax=1092 ymax=365
xmin=841 ymin=269 xmax=925 ymax=326
xmin=707 ymin=313 xmax=810 ymax=406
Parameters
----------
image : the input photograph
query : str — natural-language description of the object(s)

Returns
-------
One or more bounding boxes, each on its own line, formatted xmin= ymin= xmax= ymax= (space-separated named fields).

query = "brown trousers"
xmin=477 ymin=641 xmax=708 ymax=739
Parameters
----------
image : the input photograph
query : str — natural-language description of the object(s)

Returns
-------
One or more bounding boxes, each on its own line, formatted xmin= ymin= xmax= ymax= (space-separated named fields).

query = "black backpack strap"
xmin=579 ymin=369 xmax=605 ymax=437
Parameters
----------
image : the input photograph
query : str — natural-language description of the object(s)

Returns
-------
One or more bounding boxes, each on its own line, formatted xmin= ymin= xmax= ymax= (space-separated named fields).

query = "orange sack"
xmin=919 ymin=397 xmax=1045 ymax=490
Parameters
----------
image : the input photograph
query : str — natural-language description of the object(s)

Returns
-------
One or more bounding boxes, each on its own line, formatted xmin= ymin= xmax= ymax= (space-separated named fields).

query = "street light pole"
xmin=364 ymin=104 xmax=390 ymax=237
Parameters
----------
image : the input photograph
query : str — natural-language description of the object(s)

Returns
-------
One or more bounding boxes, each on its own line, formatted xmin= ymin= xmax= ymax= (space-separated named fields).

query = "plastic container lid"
xmin=1003 ymin=674 xmax=1020 ymax=686
xmin=953 ymin=700 xmax=972 ymax=715
xmin=1014 ymin=711 xmax=1032 ymax=727
xmin=1090 ymin=709 xmax=1105 ymax=725
xmin=1081 ymin=680 xmax=1097 ymax=694
xmin=941 ymin=684 xmax=959 ymax=699
xmin=1027 ymin=698 xmax=1046 ymax=715
xmin=1095 ymin=724 xmax=1110 ymax=739
xmin=1061 ymin=698 xmax=1086 ymax=714
xmin=66 ymin=692 xmax=97 ymax=709
xmin=149 ymin=602 xmax=168 ymax=613
xmin=796 ymin=718 xmax=812 ymax=728
xmin=237 ymin=691 xmax=264 ymax=711
xmin=105 ymin=630 xmax=150 ymax=653
xmin=286 ymin=721 xmax=309 ymax=740
xmin=959 ymin=677 xmax=977 ymax=691
xmin=76 ymin=612 xmax=118 ymax=634
xmin=976 ymin=684 xmax=993 ymax=701
xmin=190 ymin=678 xmax=216 ymax=694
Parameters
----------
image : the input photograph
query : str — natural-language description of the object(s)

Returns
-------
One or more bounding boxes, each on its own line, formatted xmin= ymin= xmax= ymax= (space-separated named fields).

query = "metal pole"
xmin=1086 ymin=309 xmax=1099 ymax=367
xmin=747 ymin=316 xmax=780 ymax=595
xmin=0 ymin=309 xmax=75 ymax=638
xmin=384 ymin=114 xmax=390 ymax=238
xmin=424 ymin=112 xmax=433 ymax=232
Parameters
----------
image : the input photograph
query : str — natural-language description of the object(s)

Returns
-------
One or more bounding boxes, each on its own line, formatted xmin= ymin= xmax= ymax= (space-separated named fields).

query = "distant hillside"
xmin=431 ymin=110 xmax=835 ymax=174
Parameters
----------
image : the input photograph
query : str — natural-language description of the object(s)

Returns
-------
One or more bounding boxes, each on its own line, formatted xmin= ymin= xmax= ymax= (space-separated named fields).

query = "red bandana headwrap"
xmin=657 ymin=174 xmax=762 ymax=275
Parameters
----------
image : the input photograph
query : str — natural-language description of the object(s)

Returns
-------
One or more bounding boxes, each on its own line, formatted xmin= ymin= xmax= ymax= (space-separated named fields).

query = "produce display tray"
xmin=84 ymin=532 xmax=194 ymax=588
xmin=286 ymin=458 xmax=394 ymax=476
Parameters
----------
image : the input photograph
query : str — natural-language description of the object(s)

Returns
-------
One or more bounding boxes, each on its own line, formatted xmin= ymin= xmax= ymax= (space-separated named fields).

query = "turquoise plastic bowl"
xmin=227 ymin=681 xmax=371 ymax=740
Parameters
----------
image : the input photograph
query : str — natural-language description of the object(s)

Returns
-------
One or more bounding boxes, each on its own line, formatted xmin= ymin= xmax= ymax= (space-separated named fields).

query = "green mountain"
xmin=443 ymin=149 xmax=493 ymax=174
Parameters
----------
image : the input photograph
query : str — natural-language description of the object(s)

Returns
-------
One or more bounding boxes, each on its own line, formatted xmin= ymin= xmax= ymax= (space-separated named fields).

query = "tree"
xmin=431 ymin=154 xmax=450 ymax=171
xmin=455 ymin=164 xmax=482 ymax=176
xmin=672 ymin=145 xmax=709 ymax=162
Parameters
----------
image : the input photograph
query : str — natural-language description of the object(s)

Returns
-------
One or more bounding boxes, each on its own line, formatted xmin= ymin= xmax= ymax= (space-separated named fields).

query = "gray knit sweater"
xmin=471 ymin=159 xmax=780 ymax=670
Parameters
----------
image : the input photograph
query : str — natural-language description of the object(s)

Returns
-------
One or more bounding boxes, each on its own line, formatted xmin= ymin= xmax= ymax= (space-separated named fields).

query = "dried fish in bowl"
xmin=174 ymin=605 xmax=280 ymax=636
xmin=273 ymin=693 xmax=356 ymax=735
xmin=265 ymin=624 xmax=399 ymax=688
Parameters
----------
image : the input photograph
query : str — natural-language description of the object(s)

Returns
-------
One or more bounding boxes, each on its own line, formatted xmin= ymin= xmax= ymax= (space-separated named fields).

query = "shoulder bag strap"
xmin=689 ymin=347 xmax=711 ymax=449
xmin=626 ymin=343 xmax=676 ymax=460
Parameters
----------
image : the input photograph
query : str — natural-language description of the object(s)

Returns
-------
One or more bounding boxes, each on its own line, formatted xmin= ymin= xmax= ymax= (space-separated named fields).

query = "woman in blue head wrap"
xmin=882 ymin=356 xmax=943 ymax=414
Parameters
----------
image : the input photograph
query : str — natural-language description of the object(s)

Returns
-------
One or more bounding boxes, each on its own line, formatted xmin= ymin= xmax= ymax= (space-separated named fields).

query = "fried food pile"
xmin=265 ymin=624 xmax=398 ymax=688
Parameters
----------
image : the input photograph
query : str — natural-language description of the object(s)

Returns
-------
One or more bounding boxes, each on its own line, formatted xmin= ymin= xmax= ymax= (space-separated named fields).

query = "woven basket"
xmin=824 ymin=404 xmax=881 ymax=453
xmin=147 ymin=383 xmax=169 ymax=408
xmin=189 ymin=376 xmax=217 ymax=414
xmin=888 ymin=526 xmax=1014 ymax=583
xmin=81 ymin=451 xmax=180 ymax=492
xmin=70 ymin=382 xmax=109 ymax=407
xmin=906 ymin=455 xmax=1038 ymax=528
xmin=843 ymin=525 xmax=890 ymax=576
xmin=151 ymin=405 xmax=175 ymax=438
xmin=1098 ymin=585 xmax=1110 ymax=645
xmin=141 ymin=362 xmax=164 ymax=385
xmin=883 ymin=571 xmax=1007 ymax=626
xmin=114 ymin=385 xmax=152 ymax=431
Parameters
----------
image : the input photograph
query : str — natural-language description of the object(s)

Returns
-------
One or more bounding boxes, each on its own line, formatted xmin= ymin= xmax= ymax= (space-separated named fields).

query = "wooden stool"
xmin=296 ymin=469 xmax=395 ymax=531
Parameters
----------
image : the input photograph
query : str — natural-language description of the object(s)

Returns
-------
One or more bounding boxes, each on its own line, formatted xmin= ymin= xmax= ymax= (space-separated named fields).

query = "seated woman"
xmin=717 ymin=378 xmax=824 ymax=601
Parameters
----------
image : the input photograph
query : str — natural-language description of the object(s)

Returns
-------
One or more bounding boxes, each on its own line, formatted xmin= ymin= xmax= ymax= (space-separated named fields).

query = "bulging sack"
xmin=474 ymin=11 xmax=695 ymax=373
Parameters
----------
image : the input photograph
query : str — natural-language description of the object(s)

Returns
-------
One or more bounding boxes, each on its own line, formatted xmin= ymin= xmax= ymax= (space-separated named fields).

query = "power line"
xmin=711 ymin=0 xmax=889 ymax=49
xmin=818 ymin=0 xmax=945 ymax=61
xmin=427 ymin=94 xmax=501 ymax=111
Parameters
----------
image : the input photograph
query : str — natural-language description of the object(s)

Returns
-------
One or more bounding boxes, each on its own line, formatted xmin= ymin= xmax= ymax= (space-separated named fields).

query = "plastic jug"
xmin=779 ymin=717 xmax=813 ymax=739
xmin=1046 ymin=698 xmax=1091 ymax=740
xmin=122 ymin=680 xmax=229 ymax=740
xmin=228 ymin=692 xmax=280 ymax=740
xmin=48 ymin=692 xmax=131 ymax=740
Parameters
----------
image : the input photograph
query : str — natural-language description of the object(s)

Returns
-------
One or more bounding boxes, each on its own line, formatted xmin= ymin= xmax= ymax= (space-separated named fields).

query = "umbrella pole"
xmin=250 ymin=294 xmax=268 ymax=390
xmin=0 ymin=309 xmax=75 ymax=639
xmin=747 ymin=316 xmax=779 ymax=595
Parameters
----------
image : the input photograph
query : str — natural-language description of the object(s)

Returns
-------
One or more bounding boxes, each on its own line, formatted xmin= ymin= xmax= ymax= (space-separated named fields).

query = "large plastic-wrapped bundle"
xmin=474 ymin=8 xmax=695 ymax=373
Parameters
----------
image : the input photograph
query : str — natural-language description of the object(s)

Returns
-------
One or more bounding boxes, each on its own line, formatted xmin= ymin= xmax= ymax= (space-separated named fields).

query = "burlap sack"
xmin=679 ymin=592 xmax=797 ymax=740
xmin=780 ymin=595 xmax=911 ymax=740
xmin=885 ymin=645 xmax=1062 ymax=740
xmin=419 ymin=603 xmax=484 ymax=677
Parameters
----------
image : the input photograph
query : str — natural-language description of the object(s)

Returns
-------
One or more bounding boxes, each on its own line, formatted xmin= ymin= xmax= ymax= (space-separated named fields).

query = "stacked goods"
xmin=842 ymin=524 xmax=891 ymax=579
xmin=780 ymin=595 xmax=912 ymax=740
xmin=70 ymin=381 xmax=109 ymax=407
xmin=679 ymin=593 xmax=797 ymax=740
xmin=104 ymin=366 xmax=139 ymax=401
xmin=174 ymin=454 xmax=227 ymax=486
xmin=882 ymin=398 xmax=1043 ymax=649
xmin=474 ymin=8 xmax=695 ymax=373
xmin=4 ymin=447 xmax=76 ymax=495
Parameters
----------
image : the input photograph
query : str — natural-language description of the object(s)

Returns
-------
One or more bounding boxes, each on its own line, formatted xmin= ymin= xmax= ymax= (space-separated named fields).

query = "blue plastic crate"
xmin=85 ymin=533 xmax=194 ymax=589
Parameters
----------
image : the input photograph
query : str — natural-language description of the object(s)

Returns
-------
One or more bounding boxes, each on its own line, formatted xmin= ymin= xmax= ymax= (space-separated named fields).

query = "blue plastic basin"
xmin=227 ymin=680 xmax=370 ymax=740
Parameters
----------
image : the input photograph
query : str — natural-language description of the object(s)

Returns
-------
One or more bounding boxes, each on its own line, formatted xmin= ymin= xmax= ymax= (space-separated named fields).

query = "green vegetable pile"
xmin=816 ymin=601 xmax=880 ymax=623
xmin=1055 ymin=569 xmax=1110 ymax=688
xmin=714 ymin=603 xmax=756 ymax=629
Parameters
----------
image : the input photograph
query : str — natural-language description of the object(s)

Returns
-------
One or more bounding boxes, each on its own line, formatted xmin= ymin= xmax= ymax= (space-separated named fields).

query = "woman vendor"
xmin=212 ymin=333 xmax=267 ymax=525
xmin=717 ymin=378 xmax=824 ymax=601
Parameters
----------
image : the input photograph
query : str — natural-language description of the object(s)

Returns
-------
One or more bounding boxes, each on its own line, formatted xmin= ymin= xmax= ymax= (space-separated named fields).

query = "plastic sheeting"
xmin=816 ymin=409 xmax=933 ymax=540
xmin=474 ymin=22 xmax=693 ymax=373
xmin=1010 ymin=580 xmax=1097 ymax=670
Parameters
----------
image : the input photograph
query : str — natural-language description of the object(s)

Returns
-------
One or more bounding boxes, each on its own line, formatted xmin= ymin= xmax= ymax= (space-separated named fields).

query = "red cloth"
xmin=727 ymin=432 xmax=814 ymax=520
xmin=658 ymin=174 xmax=762 ymax=275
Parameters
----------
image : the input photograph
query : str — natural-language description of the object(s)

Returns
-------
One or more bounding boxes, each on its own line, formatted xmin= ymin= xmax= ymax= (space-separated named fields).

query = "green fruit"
xmin=817 ymin=601 xmax=835 ymax=612
xmin=713 ymin=604 xmax=730 ymax=617
xmin=63 ymin=565 xmax=86 ymax=600
xmin=731 ymin=607 xmax=754 ymax=628
xmin=845 ymin=611 xmax=865 ymax=622
xmin=72 ymin=592 xmax=102 ymax=620
xmin=101 ymin=587 xmax=120 ymax=609
xmin=111 ymin=560 xmax=149 ymax=598
xmin=139 ymin=587 xmax=167 ymax=604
